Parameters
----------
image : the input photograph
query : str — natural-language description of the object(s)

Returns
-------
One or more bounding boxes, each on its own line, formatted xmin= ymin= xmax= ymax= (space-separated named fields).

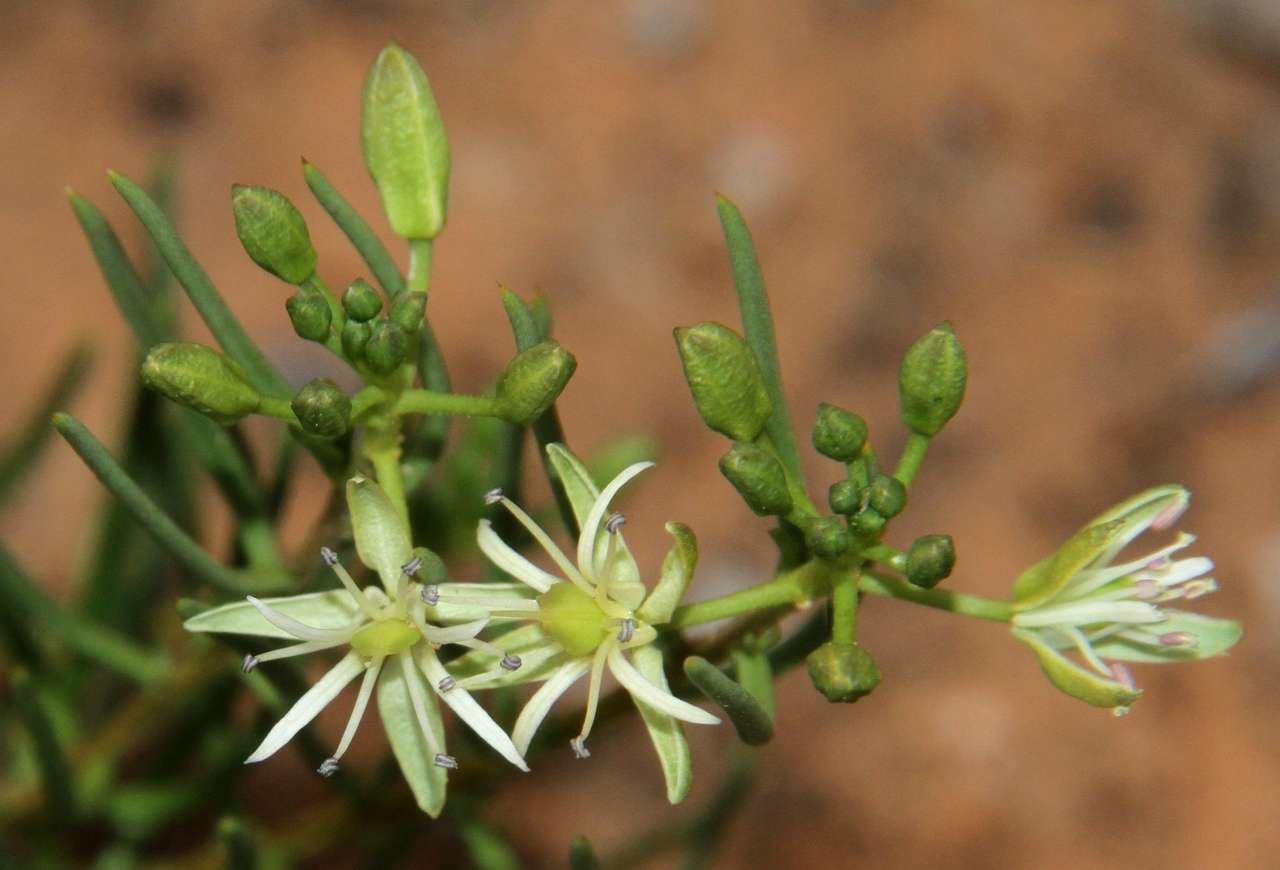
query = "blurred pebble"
xmin=621 ymin=0 xmax=710 ymax=59
xmin=707 ymin=129 xmax=795 ymax=218
xmin=1196 ymin=295 xmax=1280 ymax=397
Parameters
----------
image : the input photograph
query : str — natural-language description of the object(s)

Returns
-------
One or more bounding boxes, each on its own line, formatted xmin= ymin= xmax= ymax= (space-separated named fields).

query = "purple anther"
xmin=437 ymin=675 xmax=456 ymax=693
xmin=320 ymin=547 xmax=340 ymax=566
xmin=242 ymin=654 xmax=258 ymax=674
xmin=570 ymin=737 xmax=591 ymax=759
xmin=402 ymin=556 xmax=423 ymax=576
xmin=317 ymin=758 xmax=339 ymax=778
xmin=484 ymin=488 xmax=504 ymax=505
xmin=421 ymin=585 xmax=440 ymax=606
xmin=433 ymin=753 xmax=459 ymax=770
xmin=500 ymin=654 xmax=522 ymax=672
xmin=605 ymin=513 xmax=626 ymax=534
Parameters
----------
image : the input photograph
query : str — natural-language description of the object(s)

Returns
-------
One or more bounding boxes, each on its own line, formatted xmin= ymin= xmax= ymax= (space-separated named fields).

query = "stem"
xmin=859 ymin=570 xmax=1011 ymax=621
xmin=256 ymin=397 xmax=298 ymax=424
xmin=394 ymin=390 xmax=507 ymax=419
xmin=893 ymin=431 xmax=930 ymax=488
xmin=408 ymin=239 xmax=433 ymax=294
xmin=670 ymin=561 xmax=831 ymax=629
xmin=862 ymin=542 xmax=906 ymax=572
xmin=830 ymin=567 xmax=858 ymax=644
xmin=364 ymin=428 xmax=409 ymax=527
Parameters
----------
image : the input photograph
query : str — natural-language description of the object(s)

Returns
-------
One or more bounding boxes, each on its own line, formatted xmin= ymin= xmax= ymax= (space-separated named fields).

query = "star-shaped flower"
xmin=1009 ymin=484 xmax=1242 ymax=714
xmin=184 ymin=476 xmax=527 ymax=816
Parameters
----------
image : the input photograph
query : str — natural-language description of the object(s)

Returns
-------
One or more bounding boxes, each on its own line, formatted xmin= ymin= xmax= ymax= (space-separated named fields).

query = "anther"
xmin=1159 ymin=631 xmax=1195 ymax=648
xmin=437 ymin=675 xmax=456 ymax=693
xmin=402 ymin=556 xmax=423 ymax=577
xmin=570 ymin=737 xmax=591 ymax=759
xmin=1151 ymin=501 xmax=1186 ymax=532
xmin=484 ymin=488 xmax=504 ymax=505
xmin=320 ymin=546 xmax=340 ymax=567
xmin=421 ymin=585 xmax=440 ymax=606
xmin=1110 ymin=662 xmax=1138 ymax=692
xmin=317 ymin=758 xmax=339 ymax=778
xmin=433 ymin=753 xmax=459 ymax=770
xmin=1133 ymin=579 xmax=1159 ymax=600
xmin=605 ymin=513 xmax=626 ymax=534
xmin=500 ymin=654 xmax=522 ymax=672
xmin=242 ymin=654 xmax=258 ymax=674
xmin=617 ymin=618 xmax=636 ymax=643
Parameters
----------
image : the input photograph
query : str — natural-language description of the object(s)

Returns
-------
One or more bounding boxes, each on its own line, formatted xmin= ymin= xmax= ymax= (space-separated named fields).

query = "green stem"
xmin=364 ymin=422 xmax=409 ymax=527
xmin=237 ymin=517 xmax=287 ymax=577
xmin=893 ymin=431 xmax=930 ymax=488
xmin=256 ymin=397 xmax=298 ymax=424
xmin=11 ymin=670 xmax=76 ymax=825
xmin=859 ymin=570 xmax=1011 ymax=621
xmin=302 ymin=160 xmax=406 ymax=295
xmin=862 ymin=542 xmax=905 ymax=572
xmin=830 ymin=567 xmax=858 ymax=644
xmin=394 ymin=390 xmax=507 ymax=419
xmin=408 ymin=239 xmax=433 ymax=294
xmin=670 ymin=561 xmax=831 ymax=629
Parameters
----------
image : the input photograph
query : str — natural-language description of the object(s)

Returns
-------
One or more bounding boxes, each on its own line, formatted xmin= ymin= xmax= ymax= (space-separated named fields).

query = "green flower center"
xmin=537 ymin=583 xmax=610 ymax=657
xmin=350 ymin=618 xmax=421 ymax=659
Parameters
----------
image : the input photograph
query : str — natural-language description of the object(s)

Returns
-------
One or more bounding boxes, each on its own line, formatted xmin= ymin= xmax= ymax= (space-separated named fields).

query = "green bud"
xmin=811 ymin=403 xmax=867 ymax=462
xmin=806 ymin=516 xmax=851 ymax=559
xmin=906 ymin=534 xmax=955 ymax=588
xmin=496 ymin=341 xmax=577 ymax=424
xmin=362 ymin=43 xmax=450 ymax=239
xmin=364 ymin=320 xmax=410 ymax=375
xmin=140 ymin=342 xmax=261 ymax=425
xmin=827 ymin=479 xmax=863 ymax=516
xmin=850 ymin=507 xmax=886 ymax=536
xmin=290 ymin=379 xmax=351 ymax=439
xmin=342 ymin=279 xmax=383 ymax=322
xmin=718 ymin=443 xmax=791 ymax=516
xmin=806 ymin=641 xmax=881 ymax=703
xmin=231 ymin=184 xmax=317 ymax=284
xmin=674 ymin=322 xmax=771 ymax=442
xmin=341 ymin=319 xmax=373 ymax=362
xmin=389 ymin=290 xmax=427 ymax=334
xmin=285 ymin=292 xmax=332 ymax=342
xmin=898 ymin=322 xmax=967 ymax=437
xmin=867 ymin=474 xmax=907 ymax=518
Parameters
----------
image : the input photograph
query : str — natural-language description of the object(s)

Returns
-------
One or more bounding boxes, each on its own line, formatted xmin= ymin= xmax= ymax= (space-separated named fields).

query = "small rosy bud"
xmin=906 ymin=534 xmax=955 ymax=588
xmin=674 ymin=322 xmax=772 ymax=442
xmin=285 ymin=292 xmax=332 ymax=342
xmin=365 ymin=320 xmax=409 ymax=375
xmin=850 ymin=507 xmax=886 ymax=536
xmin=341 ymin=319 xmax=373 ymax=362
xmin=898 ymin=322 xmax=967 ymax=437
xmin=496 ymin=340 xmax=577 ymax=424
xmin=806 ymin=516 xmax=851 ymax=559
xmin=812 ymin=403 xmax=867 ymax=462
xmin=719 ymin=443 xmax=792 ymax=516
xmin=231 ymin=184 xmax=317 ymax=284
xmin=342 ymin=279 xmax=383 ymax=322
xmin=140 ymin=342 xmax=261 ymax=425
xmin=867 ymin=474 xmax=907 ymax=518
xmin=291 ymin=379 xmax=351 ymax=439
xmin=806 ymin=641 xmax=881 ymax=703
xmin=389 ymin=290 xmax=427 ymax=333
xmin=827 ymin=479 xmax=863 ymax=516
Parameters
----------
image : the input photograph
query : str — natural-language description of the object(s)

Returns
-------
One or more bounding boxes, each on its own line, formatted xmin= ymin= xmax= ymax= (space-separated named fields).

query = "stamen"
xmin=317 ymin=758 xmax=339 ymax=778
xmin=242 ymin=654 xmax=258 ymax=673
xmin=1110 ymin=662 xmax=1138 ymax=692
xmin=1180 ymin=579 xmax=1216 ymax=600
xmin=438 ymin=675 xmax=456 ymax=693
xmin=421 ymin=585 xmax=440 ymax=606
xmin=484 ymin=488 xmax=504 ymax=505
xmin=570 ymin=736 xmax=591 ymax=759
xmin=500 ymin=654 xmax=522 ymax=672
xmin=402 ymin=556 xmax=422 ymax=576
xmin=1159 ymin=631 xmax=1195 ymax=648
xmin=617 ymin=618 xmax=636 ymax=643
xmin=1133 ymin=579 xmax=1159 ymax=600
xmin=605 ymin=513 xmax=626 ymax=534
xmin=1151 ymin=500 xmax=1186 ymax=531
xmin=433 ymin=753 xmax=459 ymax=770
xmin=320 ymin=546 xmax=340 ymax=566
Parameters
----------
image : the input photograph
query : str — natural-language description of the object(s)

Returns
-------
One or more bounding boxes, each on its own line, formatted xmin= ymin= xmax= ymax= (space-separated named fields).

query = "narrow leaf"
xmin=683 ymin=655 xmax=773 ymax=746
xmin=0 ymin=342 xmax=93 ymax=504
xmin=12 ymin=670 xmax=76 ymax=824
xmin=302 ymin=159 xmax=406 ymax=294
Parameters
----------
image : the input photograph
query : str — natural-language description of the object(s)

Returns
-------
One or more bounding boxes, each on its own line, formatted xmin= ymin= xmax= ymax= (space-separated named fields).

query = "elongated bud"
xmin=291 ymin=379 xmax=351 ymax=439
xmin=812 ymin=403 xmax=867 ymax=462
xmin=389 ymin=290 xmax=427 ymax=333
xmin=362 ymin=43 xmax=450 ymax=239
xmin=140 ymin=342 xmax=261 ymax=425
xmin=341 ymin=319 xmax=372 ymax=362
xmin=867 ymin=474 xmax=907 ymax=518
xmin=828 ymin=479 xmax=863 ymax=516
xmin=365 ymin=320 xmax=409 ymax=375
xmin=496 ymin=340 xmax=577 ymax=424
xmin=806 ymin=516 xmax=851 ymax=559
xmin=674 ymin=322 xmax=771 ymax=442
xmin=719 ymin=443 xmax=791 ymax=516
xmin=906 ymin=534 xmax=955 ymax=588
xmin=898 ymin=322 xmax=967 ymax=437
xmin=342 ymin=279 xmax=383 ymax=322
xmin=231 ymin=185 xmax=317 ymax=284
xmin=806 ymin=641 xmax=880 ymax=703
xmin=285 ymin=293 xmax=332 ymax=342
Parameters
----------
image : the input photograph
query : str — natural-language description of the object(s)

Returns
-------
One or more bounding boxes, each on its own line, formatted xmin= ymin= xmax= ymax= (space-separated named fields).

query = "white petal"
xmin=420 ymin=618 xmax=490 ymax=645
xmin=398 ymin=650 xmax=444 ymax=757
xmin=512 ymin=659 xmax=591 ymax=754
xmin=246 ymin=596 xmax=359 ymax=642
xmin=333 ymin=658 xmax=383 ymax=760
xmin=184 ymin=591 xmax=363 ymax=640
xmin=477 ymin=521 xmax=558 ymax=592
xmin=607 ymin=647 xmax=719 ymax=725
xmin=1012 ymin=600 xmax=1163 ymax=629
xmin=415 ymin=647 xmax=529 ymax=771
xmin=245 ymin=652 xmax=365 ymax=763
xmin=252 ymin=638 xmax=348 ymax=665
xmin=577 ymin=462 xmax=653 ymax=580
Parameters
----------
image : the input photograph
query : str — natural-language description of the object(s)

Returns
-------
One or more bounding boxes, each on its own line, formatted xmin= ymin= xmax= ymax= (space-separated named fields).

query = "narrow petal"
xmin=333 ymin=658 xmax=383 ymax=760
xmin=512 ymin=659 xmax=591 ymax=754
xmin=477 ymin=520 xmax=558 ymax=592
xmin=184 ymin=591 xmax=363 ymax=640
xmin=245 ymin=652 xmax=364 ymax=763
xmin=420 ymin=618 xmax=490 ymax=646
xmin=491 ymin=496 xmax=587 ymax=588
xmin=415 ymin=647 xmax=529 ymax=771
xmin=1012 ymin=600 xmax=1163 ymax=629
xmin=607 ymin=647 xmax=719 ymax=725
xmin=398 ymin=650 xmax=444 ymax=757
xmin=577 ymin=462 xmax=653 ymax=581
xmin=246 ymin=596 xmax=359 ymax=642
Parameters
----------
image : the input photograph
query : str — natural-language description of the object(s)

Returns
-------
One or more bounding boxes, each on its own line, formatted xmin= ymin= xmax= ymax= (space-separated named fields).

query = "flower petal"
xmin=245 ymin=596 xmax=360 ymax=642
xmin=1011 ymin=600 xmax=1162 ymax=629
xmin=427 ymin=582 xmax=538 ymax=624
xmin=1012 ymin=628 xmax=1142 ymax=709
xmin=545 ymin=442 xmax=603 ymax=530
xmin=577 ymin=461 xmax=653 ymax=582
xmin=183 ymin=591 xmax=363 ymax=640
xmin=637 ymin=522 xmax=698 ymax=625
xmin=607 ymin=646 xmax=719 ymax=725
xmin=512 ymin=659 xmax=591 ymax=754
xmin=415 ymin=646 xmax=529 ymax=771
xmin=477 ymin=520 xmax=558 ymax=592
xmin=377 ymin=651 xmax=447 ymax=817
xmin=245 ymin=652 xmax=365 ymax=763
xmin=420 ymin=618 xmax=489 ymax=646
xmin=348 ymin=476 xmax=414 ymax=593
xmin=1091 ymin=611 xmax=1243 ymax=663
xmin=630 ymin=645 xmax=692 ymax=804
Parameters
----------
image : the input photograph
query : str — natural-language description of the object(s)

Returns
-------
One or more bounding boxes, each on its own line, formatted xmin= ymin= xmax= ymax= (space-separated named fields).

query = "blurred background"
xmin=3 ymin=0 xmax=1279 ymax=866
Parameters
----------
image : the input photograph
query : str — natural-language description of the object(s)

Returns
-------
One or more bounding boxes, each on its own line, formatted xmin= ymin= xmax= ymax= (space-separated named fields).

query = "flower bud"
xmin=906 ymin=534 xmax=955 ymax=588
xmin=389 ymin=290 xmax=427 ymax=334
xmin=365 ymin=320 xmax=409 ymax=375
xmin=806 ymin=641 xmax=880 ymax=703
xmin=898 ymin=322 xmax=967 ymax=437
xmin=342 ymin=279 xmax=383 ymax=322
xmin=231 ymin=184 xmax=317 ymax=284
xmin=811 ymin=403 xmax=867 ymax=462
xmin=362 ymin=43 xmax=450 ymax=239
xmin=341 ymin=319 xmax=372 ymax=362
xmin=291 ymin=379 xmax=351 ymax=439
xmin=718 ymin=443 xmax=791 ymax=517
xmin=850 ymin=507 xmax=886 ymax=536
xmin=285 ymin=292 xmax=332 ymax=342
xmin=496 ymin=341 xmax=577 ymax=424
xmin=140 ymin=342 xmax=261 ymax=425
xmin=806 ymin=516 xmax=851 ymax=559
xmin=827 ymin=479 xmax=863 ymax=516
xmin=674 ymin=322 xmax=771 ymax=442
xmin=867 ymin=474 xmax=907 ymax=518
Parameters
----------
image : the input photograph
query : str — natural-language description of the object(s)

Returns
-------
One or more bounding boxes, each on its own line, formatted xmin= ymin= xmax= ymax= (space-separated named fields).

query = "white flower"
xmin=1010 ymin=484 xmax=1241 ymax=713
xmin=184 ymin=476 xmax=527 ymax=817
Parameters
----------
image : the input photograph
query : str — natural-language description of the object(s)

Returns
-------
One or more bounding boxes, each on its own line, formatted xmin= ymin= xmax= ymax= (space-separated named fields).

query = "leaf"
xmin=377 ymin=652 xmax=447 ymax=817
xmin=183 ymin=591 xmax=362 ymax=639
xmin=630 ymin=645 xmax=692 ymax=804
xmin=637 ymin=522 xmax=697 ymax=625
xmin=683 ymin=655 xmax=773 ymax=746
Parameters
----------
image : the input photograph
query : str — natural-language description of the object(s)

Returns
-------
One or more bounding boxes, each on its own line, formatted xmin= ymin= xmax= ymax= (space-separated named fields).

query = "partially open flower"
xmin=1009 ymin=485 xmax=1241 ymax=714
xmin=184 ymin=476 xmax=526 ymax=817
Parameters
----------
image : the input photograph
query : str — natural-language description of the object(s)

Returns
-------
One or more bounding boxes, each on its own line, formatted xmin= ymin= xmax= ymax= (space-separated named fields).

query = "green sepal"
xmin=632 ymin=644 xmax=692 ymax=805
xmin=683 ymin=655 xmax=773 ymax=746
xmin=1013 ymin=628 xmax=1142 ymax=708
xmin=718 ymin=442 xmax=791 ymax=516
xmin=377 ymin=652 xmax=448 ymax=816
xmin=365 ymin=320 xmax=410 ymax=375
xmin=674 ymin=322 xmax=772 ymax=442
xmin=805 ymin=641 xmax=880 ymax=703
xmin=342 ymin=279 xmax=383 ymax=322
xmin=1091 ymin=611 xmax=1242 ymax=663
xmin=230 ymin=184 xmax=317 ymax=285
xmin=182 ymin=591 xmax=361 ymax=640
xmin=905 ymin=534 xmax=955 ymax=589
xmin=291 ymin=379 xmax=351 ymax=439
xmin=637 ymin=522 xmax=698 ymax=625
xmin=347 ymin=476 xmax=413 ymax=592
xmin=1012 ymin=522 xmax=1121 ymax=609
xmin=285 ymin=292 xmax=332 ymax=342
xmin=545 ymin=442 xmax=600 ymax=529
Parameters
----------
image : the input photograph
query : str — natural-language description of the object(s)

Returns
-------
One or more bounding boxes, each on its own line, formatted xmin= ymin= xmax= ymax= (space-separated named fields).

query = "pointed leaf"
xmin=1013 ymin=629 xmax=1141 ymax=708
xmin=377 ymin=651 xmax=447 ymax=816
xmin=631 ymin=645 xmax=692 ymax=804
xmin=183 ymin=591 xmax=362 ymax=639
xmin=637 ymin=522 xmax=697 ymax=625
xmin=683 ymin=655 xmax=773 ymax=746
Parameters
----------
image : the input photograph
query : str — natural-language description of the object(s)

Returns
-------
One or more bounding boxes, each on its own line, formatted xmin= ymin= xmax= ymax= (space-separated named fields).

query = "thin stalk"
xmin=671 ymin=561 xmax=831 ymax=629
xmin=859 ymin=569 xmax=1011 ymax=621
xmin=394 ymin=390 xmax=507 ymax=419
xmin=830 ymin=567 xmax=859 ymax=644
xmin=893 ymin=431 xmax=930 ymax=488
xmin=407 ymin=239 xmax=433 ymax=294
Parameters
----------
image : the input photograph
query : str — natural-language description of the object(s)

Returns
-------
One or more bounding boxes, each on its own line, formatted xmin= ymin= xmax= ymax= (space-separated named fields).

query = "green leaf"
xmin=569 ymin=836 xmax=601 ymax=870
xmin=637 ymin=522 xmax=697 ymax=625
xmin=732 ymin=647 xmax=777 ymax=722
xmin=182 ymin=591 xmax=362 ymax=639
xmin=0 ymin=342 xmax=92 ymax=505
xmin=1091 ymin=611 xmax=1243 ymax=663
xmin=545 ymin=442 xmax=599 ymax=531
xmin=683 ymin=655 xmax=773 ymax=746
xmin=302 ymin=160 xmax=405 ymax=294
xmin=377 ymin=653 xmax=447 ymax=817
xmin=348 ymin=476 xmax=413 ymax=592
xmin=631 ymin=645 xmax=692 ymax=804
xmin=1013 ymin=628 xmax=1142 ymax=708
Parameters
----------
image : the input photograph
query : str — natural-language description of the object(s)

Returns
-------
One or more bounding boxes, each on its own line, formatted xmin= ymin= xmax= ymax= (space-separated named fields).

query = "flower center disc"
xmin=350 ymin=618 xmax=420 ymax=659
xmin=537 ymin=583 xmax=609 ymax=657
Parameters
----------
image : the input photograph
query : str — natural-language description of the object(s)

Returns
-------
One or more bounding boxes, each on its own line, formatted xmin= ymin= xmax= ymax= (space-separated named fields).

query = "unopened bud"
xmin=898 ymin=322 xmax=967 ymax=437
xmin=811 ymin=403 xmax=867 ymax=462
xmin=906 ymin=534 xmax=955 ymax=588
xmin=674 ymin=322 xmax=772 ymax=442
xmin=868 ymin=475 xmax=907 ymax=518
xmin=806 ymin=516 xmax=851 ymax=559
xmin=389 ymin=290 xmax=427 ymax=333
xmin=365 ymin=320 xmax=409 ymax=375
xmin=285 ymin=292 xmax=332 ymax=342
xmin=231 ymin=184 xmax=317 ymax=284
xmin=719 ymin=443 xmax=791 ymax=516
xmin=140 ymin=343 xmax=261 ymax=425
xmin=342 ymin=279 xmax=383 ymax=322
xmin=341 ymin=319 xmax=372 ymax=362
xmin=827 ymin=479 xmax=863 ymax=516
xmin=291 ymin=379 xmax=352 ymax=439
xmin=806 ymin=641 xmax=881 ymax=703
xmin=850 ymin=507 xmax=886 ymax=536
xmin=496 ymin=340 xmax=577 ymax=424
